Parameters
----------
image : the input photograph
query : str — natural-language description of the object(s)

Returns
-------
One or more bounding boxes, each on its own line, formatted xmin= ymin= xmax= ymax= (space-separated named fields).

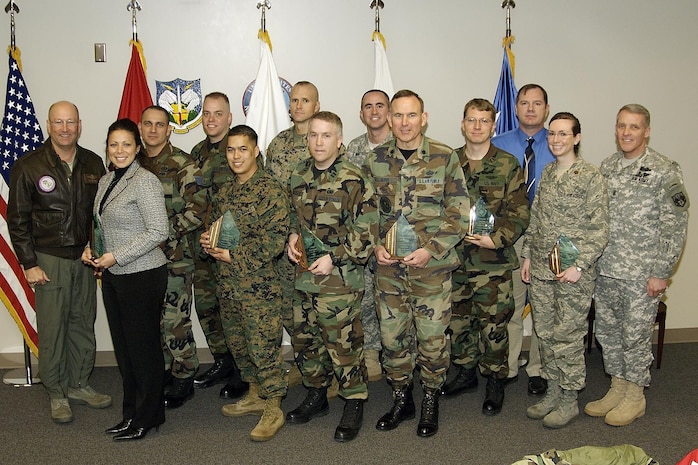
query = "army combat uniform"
xmin=289 ymin=150 xmax=378 ymax=399
xmin=345 ymin=132 xmax=393 ymax=357
xmin=522 ymin=158 xmax=609 ymax=391
xmin=450 ymin=145 xmax=529 ymax=378
xmin=596 ymin=147 xmax=688 ymax=387
xmin=146 ymin=144 xmax=206 ymax=379
xmin=213 ymin=165 xmax=290 ymax=398
xmin=191 ymin=137 xmax=235 ymax=356
xmin=363 ymin=136 xmax=470 ymax=390
xmin=265 ymin=126 xmax=310 ymax=334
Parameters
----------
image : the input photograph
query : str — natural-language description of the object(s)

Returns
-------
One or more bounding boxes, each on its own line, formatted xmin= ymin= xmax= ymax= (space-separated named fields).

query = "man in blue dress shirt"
xmin=491 ymin=84 xmax=554 ymax=397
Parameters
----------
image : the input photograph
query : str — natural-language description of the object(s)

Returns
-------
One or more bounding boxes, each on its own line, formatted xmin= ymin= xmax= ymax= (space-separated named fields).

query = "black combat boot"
xmin=334 ymin=399 xmax=364 ymax=442
xmin=441 ymin=365 xmax=478 ymax=397
xmin=219 ymin=358 xmax=249 ymax=399
xmin=194 ymin=353 xmax=235 ymax=389
xmin=286 ymin=387 xmax=329 ymax=424
xmin=482 ymin=376 xmax=505 ymax=416
xmin=417 ymin=387 xmax=440 ymax=437
xmin=376 ymin=383 xmax=415 ymax=431
xmin=164 ymin=377 xmax=195 ymax=409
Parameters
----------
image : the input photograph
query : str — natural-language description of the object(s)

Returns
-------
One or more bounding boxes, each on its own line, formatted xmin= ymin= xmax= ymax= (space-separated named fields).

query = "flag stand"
xmin=2 ymin=341 xmax=41 ymax=386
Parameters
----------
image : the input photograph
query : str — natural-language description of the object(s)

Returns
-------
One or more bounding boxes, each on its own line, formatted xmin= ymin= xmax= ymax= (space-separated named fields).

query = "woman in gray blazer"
xmin=83 ymin=118 xmax=169 ymax=441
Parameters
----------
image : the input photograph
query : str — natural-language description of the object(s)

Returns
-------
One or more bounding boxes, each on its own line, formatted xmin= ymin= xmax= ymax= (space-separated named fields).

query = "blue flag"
xmin=493 ymin=46 xmax=518 ymax=136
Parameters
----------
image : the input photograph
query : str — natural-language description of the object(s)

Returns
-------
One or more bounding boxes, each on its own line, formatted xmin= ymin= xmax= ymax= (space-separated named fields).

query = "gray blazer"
xmin=94 ymin=160 xmax=168 ymax=275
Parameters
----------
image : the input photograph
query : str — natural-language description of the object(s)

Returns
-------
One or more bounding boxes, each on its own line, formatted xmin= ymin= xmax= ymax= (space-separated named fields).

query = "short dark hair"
xmin=516 ymin=84 xmax=548 ymax=105
xmin=391 ymin=89 xmax=424 ymax=113
xmin=227 ymin=125 xmax=258 ymax=146
xmin=141 ymin=105 xmax=170 ymax=121
xmin=361 ymin=89 xmax=390 ymax=107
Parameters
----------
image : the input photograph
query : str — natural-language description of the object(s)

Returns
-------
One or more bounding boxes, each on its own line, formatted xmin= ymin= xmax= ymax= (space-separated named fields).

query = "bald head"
xmin=47 ymin=101 xmax=82 ymax=159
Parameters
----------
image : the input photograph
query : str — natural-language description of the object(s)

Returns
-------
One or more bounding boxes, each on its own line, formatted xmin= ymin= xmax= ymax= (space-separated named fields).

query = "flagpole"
xmin=370 ymin=0 xmax=385 ymax=33
xmin=127 ymin=0 xmax=141 ymax=41
xmin=2 ymin=1 xmax=41 ymax=387
xmin=502 ymin=0 xmax=515 ymax=38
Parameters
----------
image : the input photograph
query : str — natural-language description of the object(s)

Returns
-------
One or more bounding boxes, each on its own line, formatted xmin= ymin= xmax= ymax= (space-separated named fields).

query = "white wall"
xmin=2 ymin=0 xmax=697 ymax=354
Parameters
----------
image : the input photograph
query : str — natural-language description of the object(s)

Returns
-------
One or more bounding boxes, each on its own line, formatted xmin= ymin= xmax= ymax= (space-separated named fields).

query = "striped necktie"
xmin=524 ymin=138 xmax=535 ymax=205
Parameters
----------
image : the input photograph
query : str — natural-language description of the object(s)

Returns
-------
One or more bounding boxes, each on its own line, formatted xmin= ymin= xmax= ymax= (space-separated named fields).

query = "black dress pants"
xmin=103 ymin=265 xmax=167 ymax=429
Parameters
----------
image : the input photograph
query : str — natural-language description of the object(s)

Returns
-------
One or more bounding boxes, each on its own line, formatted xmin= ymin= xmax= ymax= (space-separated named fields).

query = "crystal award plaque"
xmin=548 ymin=233 xmax=580 ymax=275
xmin=385 ymin=214 xmax=419 ymax=259
xmin=295 ymin=225 xmax=329 ymax=271
xmin=467 ymin=197 xmax=495 ymax=237
xmin=209 ymin=211 xmax=241 ymax=250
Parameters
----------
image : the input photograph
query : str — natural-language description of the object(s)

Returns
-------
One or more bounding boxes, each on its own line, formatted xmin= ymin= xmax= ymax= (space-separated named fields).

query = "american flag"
xmin=0 ymin=50 xmax=43 ymax=356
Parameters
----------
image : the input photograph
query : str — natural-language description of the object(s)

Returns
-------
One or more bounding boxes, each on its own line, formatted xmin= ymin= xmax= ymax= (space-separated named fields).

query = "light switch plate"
xmin=94 ymin=43 xmax=106 ymax=63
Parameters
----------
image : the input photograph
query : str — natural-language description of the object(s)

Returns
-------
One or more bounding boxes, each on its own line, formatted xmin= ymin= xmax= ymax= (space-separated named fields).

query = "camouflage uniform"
xmin=596 ymin=147 xmax=689 ymax=386
xmin=146 ymin=144 xmax=206 ymax=379
xmin=265 ymin=126 xmax=309 ymax=334
xmin=362 ymin=136 xmax=470 ymax=390
xmin=522 ymin=158 xmax=609 ymax=390
xmin=290 ymin=150 xmax=378 ymax=400
xmin=450 ymin=145 xmax=529 ymax=378
xmin=213 ymin=166 xmax=290 ymax=398
xmin=191 ymin=137 xmax=235 ymax=355
xmin=345 ymin=131 xmax=393 ymax=353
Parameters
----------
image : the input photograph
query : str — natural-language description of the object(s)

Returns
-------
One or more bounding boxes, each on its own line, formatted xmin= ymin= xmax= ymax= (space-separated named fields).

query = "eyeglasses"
xmin=547 ymin=131 xmax=574 ymax=138
xmin=464 ymin=117 xmax=493 ymax=126
xmin=50 ymin=120 xmax=78 ymax=128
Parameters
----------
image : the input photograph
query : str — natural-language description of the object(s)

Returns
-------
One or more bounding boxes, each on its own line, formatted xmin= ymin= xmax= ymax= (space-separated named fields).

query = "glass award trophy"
xmin=209 ymin=210 xmax=241 ymax=250
xmin=548 ymin=233 xmax=580 ymax=275
xmin=467 ymin=197 xmax=495 ymax=237
xmin=91 ymin=214 xmax=103 ymax=259
xmin=295 ymin=225 xmax=329 ymax=271
xmin=385 ymin=214 xmax=419 ymax=259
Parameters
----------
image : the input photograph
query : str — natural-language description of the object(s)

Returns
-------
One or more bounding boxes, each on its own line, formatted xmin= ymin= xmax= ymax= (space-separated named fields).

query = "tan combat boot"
xmin=526 ymin=380 xmax=560 ymax=420
xmin=542 ymin=389 xmax=578 ymax=429
xmin=364 ymin=349 xmax=383 ymax=382
xmin=250 ymin=397 xmax=284 ymax=441
xmin=604 ymin=381 xmax=645 ymax=427
xmin=584 ymin=376 xmax=626 ymax=417
xmin=222 ymin=383 xmax=264 ymax=417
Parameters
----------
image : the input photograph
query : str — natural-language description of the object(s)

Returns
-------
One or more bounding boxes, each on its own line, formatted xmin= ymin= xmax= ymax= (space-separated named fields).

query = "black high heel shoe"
xmin=112 ymin=424 xmax=160 ymax=441
xmin=105 ymin=419 xmax=133 ymax=434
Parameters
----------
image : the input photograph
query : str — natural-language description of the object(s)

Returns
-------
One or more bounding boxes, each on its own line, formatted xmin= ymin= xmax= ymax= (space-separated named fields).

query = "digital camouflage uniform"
xmin=290 ymin=149 xmax=378 ymax=400
xmin=213 ymin=164 xmax=290 ymax=398
xmin=145 ymin=144 xmax=206 ymax=379
xmin=265 ymin=125 xmax=310 ymax=334
xmin=345 ymin=131 xmax=393 ymax=353
xmin=450 ymin=145 xmax=529 ymax=379
xmin=596 ymin=147 xmax=688 ymax=387
xmin=362 ymin=136 xmax=470 ymax=390
xmin=522 ymin=158 xmax=609 ymax=391
xmin=191 ymin=137 xmax=235 ymax=355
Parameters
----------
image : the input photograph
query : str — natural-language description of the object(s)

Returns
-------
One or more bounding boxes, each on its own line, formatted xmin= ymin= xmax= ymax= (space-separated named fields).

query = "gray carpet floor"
xmin=1 ymin=343 xmax=696 ymax=465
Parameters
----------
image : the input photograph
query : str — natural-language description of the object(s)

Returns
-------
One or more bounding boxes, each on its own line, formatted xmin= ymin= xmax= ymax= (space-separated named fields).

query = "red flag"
xmin=0 ymin=49 xmax=43 ymax=356
xmin=118 ymin=40 xmax=152 ymax=123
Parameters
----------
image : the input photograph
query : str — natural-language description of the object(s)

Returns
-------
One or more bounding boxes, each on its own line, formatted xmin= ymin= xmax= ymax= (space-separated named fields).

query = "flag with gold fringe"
xmin=0 ymin=47 xmax=42 ymax=356
xmin=118 ymin=40 xmax=152 ymax=124
xmin=245 ymin=29 xmax=290 ymax=159
xmin=372 ymin=31 xmax=394 ymax=98
xmin=493 ymin=36 xmax=518 ymax=136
